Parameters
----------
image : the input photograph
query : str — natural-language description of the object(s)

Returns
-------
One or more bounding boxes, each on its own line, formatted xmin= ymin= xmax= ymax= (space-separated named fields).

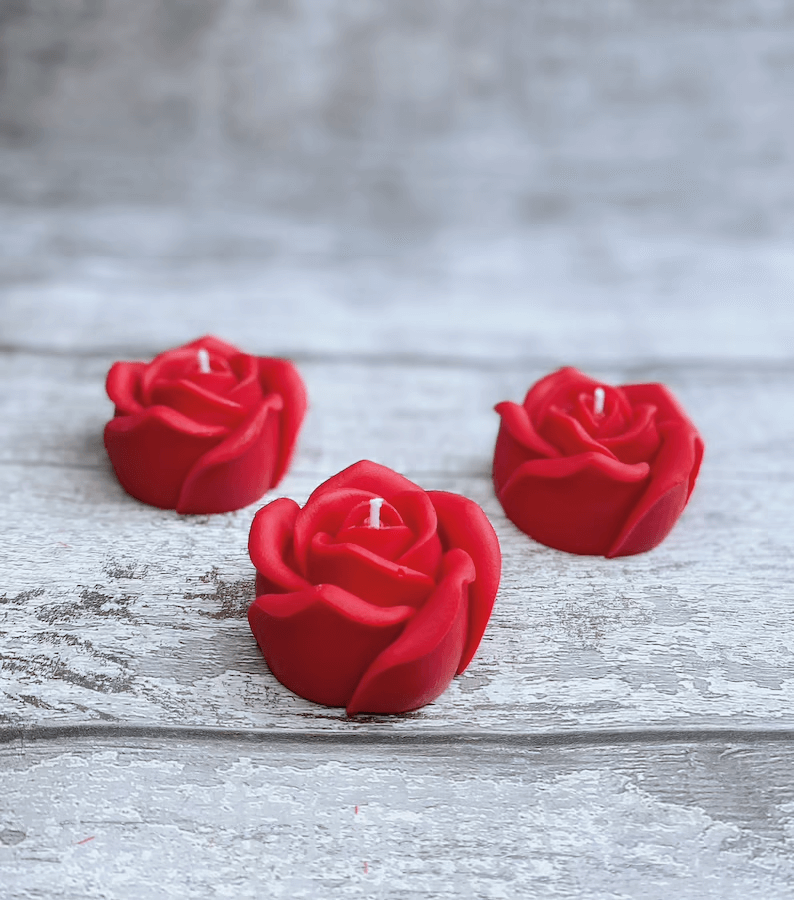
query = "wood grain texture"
xmin=3 ymin=0 xmax=794 ymax=892
xmin=2 ymin=209 xmax=794 ymax=363
xmin=1 ymin=351 xmax=792 ymax=732
xmin=2 ymin=732 xmax=794 ymax=899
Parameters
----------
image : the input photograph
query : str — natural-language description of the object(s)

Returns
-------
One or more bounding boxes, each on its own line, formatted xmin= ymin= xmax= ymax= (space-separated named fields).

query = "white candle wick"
xmin=197 ymin=348 xmax=211 ymax=374
xmin=593 ymin=387 xmax=605 ymax=416
xmin=368 ymin=497 xmax=385 ymax=529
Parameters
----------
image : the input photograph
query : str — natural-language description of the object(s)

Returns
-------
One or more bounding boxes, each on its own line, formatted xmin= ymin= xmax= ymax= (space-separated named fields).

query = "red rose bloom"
xmin=247 ymin=461 xmax=501 ymax=715
xmin=104 ymin=336 xmax=307 ymax=514
xmin=493 ymin=367 xmax=704 ymax=557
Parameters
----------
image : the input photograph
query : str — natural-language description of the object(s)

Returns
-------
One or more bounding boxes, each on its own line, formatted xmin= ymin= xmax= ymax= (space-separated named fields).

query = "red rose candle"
xmin=247 ymin=460 xmax=501 ymax=715
xmin=493 ymin=367 xmax=704 ymax=557
xmin=104 ymin=336 xmax=307 ymax=514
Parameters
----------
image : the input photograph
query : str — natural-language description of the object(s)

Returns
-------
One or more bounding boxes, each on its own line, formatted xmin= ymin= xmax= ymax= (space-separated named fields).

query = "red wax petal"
xmin=104 ymin=407 xmax=226 ymax=509
xmin=258 ymin=357 xmax=308 ymax=488
xmin=228 ymin=354 xmax=265 ymax=407
xmin=600 ymin=402 xmax=660 ymax=465
xmin=187 ymin=370 xmax=238 ymax=394
xmin=427 ymin=490 xmax=502 ymax=672
xmin=392 ymin=490 xmax=444 ymax=578
xmin=248 ymin=497 xmax=311 ymax=593
xmin=307 ymin=460 xmax=426 ymax=503
xmin=248 ymin=585 xmax=414 ymax=708
xmin=292 ymin=489 xmax=382 ymax=575
xmin=543 ymin=405 xmax=618 ymax=459
xmin=494 ymin=401 xmax=560 ymax=459
xmin=497 ymin=452 xmax=650 ymax=556
xmin=150 ymin=379 xmax=247 ymax=428
xmin=622 ymin=382 xmax=704 ymax=498
xmin=106 ymin=362 xmax=146 ymax=415
xmin=307 ymin=533 xmax=435 ymax=608
xmin=140 ymin=347 xmax=201 ymax=405
xmin=622 ymin=384 xmax=704 ymax=491
xmin=522 ymin=367 xmax=600 ymax=423
xmin=346 ymin=549 xmax=475 ymax=715
xmin=176 ymin=395 xmax=284 ymax=514
xmin=607 ymin=419 xmax=705 ymax=557
xmin=181 ymin=337 xmax=239 ymax=391
xmin=623 ymin=382 xmax=693 ymax=428
xmin=336 ymin=523 xmax=415 ymax=560
xmin=574 ymin=387 xmax=632 ymax=436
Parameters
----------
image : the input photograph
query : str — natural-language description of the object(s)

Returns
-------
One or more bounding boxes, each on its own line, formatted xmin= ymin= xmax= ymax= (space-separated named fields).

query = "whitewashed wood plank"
xmin=2 ymin=210 xmax=794 ymax=363
xmin=1 ymin=2 xmax=791 ymax=887
xmin=2 ymin=352 xmax=792 ymax=478
xmin=1 ymin=352 xmax=792 ymax=731
xmin=2 ymin=732 xmax=794 ymax=899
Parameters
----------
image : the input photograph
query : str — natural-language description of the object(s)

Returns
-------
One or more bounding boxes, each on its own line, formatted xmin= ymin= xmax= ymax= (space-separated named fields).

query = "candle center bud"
xmin=368 ymin=497 xmax=385 ymax=529
xmin=593 ymin=387 xmax=605 ymax=416
xmin=197 ymin=348 xmax=211 ymax=374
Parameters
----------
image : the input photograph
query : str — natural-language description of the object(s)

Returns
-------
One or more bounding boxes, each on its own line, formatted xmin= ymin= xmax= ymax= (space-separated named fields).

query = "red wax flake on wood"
xmin=76 ymin=836 xmax=95 ymax=845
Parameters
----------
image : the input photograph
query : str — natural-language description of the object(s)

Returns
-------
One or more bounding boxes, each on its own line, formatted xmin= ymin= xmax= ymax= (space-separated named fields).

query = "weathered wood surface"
xmin=3 ymin=0 xmax=794 ymax=896
xmin=3 ymin=207 xmax=794 ymax=364
xmin=3 ymin=731 xmax=794 ymax=900
xmin=1 ymin=350 xmax=793 ymax=733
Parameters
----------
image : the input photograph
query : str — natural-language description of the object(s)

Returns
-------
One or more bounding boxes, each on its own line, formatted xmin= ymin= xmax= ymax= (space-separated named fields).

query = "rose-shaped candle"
xmin=247 ymin=461 xmax=501 ymax=715
xmin=104 ymin=336 xmax=307 ymax=514
xmin=493 ymin=367 xmax=704 ymax=557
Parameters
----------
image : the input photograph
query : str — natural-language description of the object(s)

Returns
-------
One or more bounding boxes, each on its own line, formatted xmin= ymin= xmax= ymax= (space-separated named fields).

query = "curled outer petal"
xmin=248 ymin=584 xmax=415 ymax=709
xmin=427 ymin=490 xmax=501 ymax=672
xmin=496 ymin=452 xmax=650 ymax=557
xmin=106 ymin=362 xmax=146 ymax=415
xmin=248 ymin=497 xmax=311 ymax=593
xmin=104 ymin=406 xmax=227 ymax=510
xmin=600 ymin=403 xmax=660 ymax=465
xmin=307 ymin=459 xmax=425 ymax=504
xmin=607 ymin=419 xmax=704 ymax=558
xmin=392 ymin=491 xmax=444 ymax=578
xmin=492 ymin=402 xmax=558 ymax=486
xmin=258 ymin=357 xmax=308 ymax=488
xmin=176 ymin=395 xmax=284 ymax=514
xmin=606 ymin=383 xmax=703 ymax=556
xmin=622 ymin=381 xmax=704 ymax=501
xmin=347 ymin=549 xmax=475 ymax=715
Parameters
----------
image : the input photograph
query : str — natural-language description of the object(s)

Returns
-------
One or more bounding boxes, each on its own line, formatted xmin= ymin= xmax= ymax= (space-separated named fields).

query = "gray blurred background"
xmin=1 ymin=0 xmax=793 ymax=359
